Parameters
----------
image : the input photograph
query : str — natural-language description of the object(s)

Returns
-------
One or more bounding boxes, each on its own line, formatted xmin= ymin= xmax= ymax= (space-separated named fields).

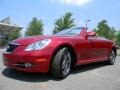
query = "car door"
xmin=88 ymin=36 xmax=109 ymax=60
xmin=76 ymin=36 xmax=94 ymax=64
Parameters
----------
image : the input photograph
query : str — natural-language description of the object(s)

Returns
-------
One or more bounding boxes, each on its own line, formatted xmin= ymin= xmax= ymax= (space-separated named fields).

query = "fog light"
xmin=25 ymin=63 xmax=32 ymax=67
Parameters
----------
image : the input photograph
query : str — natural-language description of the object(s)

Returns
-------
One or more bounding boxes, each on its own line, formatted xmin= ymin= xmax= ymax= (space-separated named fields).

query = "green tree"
xmin=116 ymin=31 xmax=120 ymax=46
xmin=0 ymin=31 xmax=21 ymax=46
xmin=94 ymin=20 xmax=117 ymax=40
xmin=94 ymin=20 xmax=111 ymax=39
xmin=53 ymin=12 xmax=75 ymax=34
xmin=9 ymin=31 xmax=21 ymax=41
xmin=109 ymin=27 xmax=116 ymax=40
xmin=25 ymin=17 xmax=43 ymax=36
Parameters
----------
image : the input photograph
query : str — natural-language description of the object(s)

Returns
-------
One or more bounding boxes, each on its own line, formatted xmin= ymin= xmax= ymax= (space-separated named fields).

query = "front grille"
xmin=6 ymin=43 xmax=19 ymax=52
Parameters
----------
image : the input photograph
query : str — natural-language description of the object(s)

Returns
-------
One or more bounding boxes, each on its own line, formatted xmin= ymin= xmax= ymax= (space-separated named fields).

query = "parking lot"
xmin=0 ymin=49 xmax=120 ymax=90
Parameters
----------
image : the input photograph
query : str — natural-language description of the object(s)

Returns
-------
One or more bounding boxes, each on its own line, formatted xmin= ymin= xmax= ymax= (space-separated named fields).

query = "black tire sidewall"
xmin=107 ymin=50 xmax=116 ymax=65
xmin=51 ymin=47 xmax=71 ymax=79
xmin=60 ymin=48 xmax=71 ymax=78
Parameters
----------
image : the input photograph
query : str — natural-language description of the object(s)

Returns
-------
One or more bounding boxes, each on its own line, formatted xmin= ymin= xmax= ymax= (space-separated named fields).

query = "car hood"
xmin=11 ymin=35 xmax=78 ymax=45
xmin=11 ymin=35 xmax=51 ymax=45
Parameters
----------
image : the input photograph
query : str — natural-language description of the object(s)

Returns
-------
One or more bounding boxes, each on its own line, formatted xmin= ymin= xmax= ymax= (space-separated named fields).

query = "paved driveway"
xmin=0 ymin=49 xmax=120 ymax=90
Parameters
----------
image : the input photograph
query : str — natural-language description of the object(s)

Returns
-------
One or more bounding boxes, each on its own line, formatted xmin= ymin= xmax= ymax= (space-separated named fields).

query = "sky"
xmin=0 ymin=0 xmax=120 ymax=35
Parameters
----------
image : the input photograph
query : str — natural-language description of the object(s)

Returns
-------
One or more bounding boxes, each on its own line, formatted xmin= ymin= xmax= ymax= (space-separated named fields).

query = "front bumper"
xmin=3 ymin=50 xmax=52 ymax=73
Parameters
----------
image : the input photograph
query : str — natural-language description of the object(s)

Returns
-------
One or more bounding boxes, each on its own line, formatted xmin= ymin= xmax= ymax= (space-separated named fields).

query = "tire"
xmin=106 ymin=50 xmax=116 ymax=65
xmin=51 ymin=47 xmax=71 ymax=79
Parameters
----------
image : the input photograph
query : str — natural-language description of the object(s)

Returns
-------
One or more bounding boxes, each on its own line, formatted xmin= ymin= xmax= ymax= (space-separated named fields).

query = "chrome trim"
xmin=4 ymin=43 xmax=20 ymax=53
xmin=8 ymin=43 xmax=20 ymax=45
xmin=3 ymin=52 xmax=12 ymax=54
xmin=13 ymin=63 xmax=34 ymax=67
xmin=13 ymin=64 xmax=25 ymax=67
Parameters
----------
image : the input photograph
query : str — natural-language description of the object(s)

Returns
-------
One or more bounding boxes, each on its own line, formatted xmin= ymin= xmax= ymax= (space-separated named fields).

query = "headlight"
xmin=24 ymin=39 xmax=51 ymax=51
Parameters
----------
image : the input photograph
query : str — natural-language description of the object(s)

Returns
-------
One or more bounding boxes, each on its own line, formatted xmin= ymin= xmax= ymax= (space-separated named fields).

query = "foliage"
xmin=94 ymin=20 xmax=116 ymax=40
xmin=9 ymin=31 xmax=21 ymax=41
xmin=116 ymin=31 xmax=120 ymax=46
xmin=25 ymin=17 xmax=43 ymax=36
xmin=53 ymin=12 xmax=75 ymax=34
xmin=0 ymin=31 xmax=21 ymax=46
xmin=109 ymin=27 xmax=116 ymax=40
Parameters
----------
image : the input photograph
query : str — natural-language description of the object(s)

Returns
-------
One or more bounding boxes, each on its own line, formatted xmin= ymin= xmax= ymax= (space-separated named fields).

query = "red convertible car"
xmin=3 ymin=27 xmax=116 ymax=79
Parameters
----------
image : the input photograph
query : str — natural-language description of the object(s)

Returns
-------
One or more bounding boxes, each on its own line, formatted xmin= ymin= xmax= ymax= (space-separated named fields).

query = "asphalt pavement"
xmin=0 ymin=49 xmax=120 ymax=90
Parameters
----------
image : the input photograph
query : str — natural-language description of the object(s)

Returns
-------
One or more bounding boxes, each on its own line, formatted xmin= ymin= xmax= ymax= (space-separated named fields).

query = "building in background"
xmin=0 ymin=17 xmax=22 ymax=46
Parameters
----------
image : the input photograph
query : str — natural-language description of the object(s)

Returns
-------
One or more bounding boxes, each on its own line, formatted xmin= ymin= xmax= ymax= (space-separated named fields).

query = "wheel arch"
xmin=49 ymin=43 xmax=77 ymax=71
xmin=112 ymin=46 xmax=117 ymax=56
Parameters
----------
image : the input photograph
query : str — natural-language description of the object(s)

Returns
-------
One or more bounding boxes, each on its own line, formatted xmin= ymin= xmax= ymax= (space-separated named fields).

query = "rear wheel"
xmin=106 ymin=50 xmax=116 ymax=65
xmin=51 ymin=47 xmax=71 ymax=79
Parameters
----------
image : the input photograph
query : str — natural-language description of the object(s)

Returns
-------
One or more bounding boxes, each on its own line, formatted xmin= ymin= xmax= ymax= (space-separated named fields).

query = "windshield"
xmin=54 ymin=27 xmax=83 ymax=36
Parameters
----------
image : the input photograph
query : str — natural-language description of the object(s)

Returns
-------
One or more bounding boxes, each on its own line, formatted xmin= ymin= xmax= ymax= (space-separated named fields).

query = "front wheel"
xmin=51 ymin=47 xmax=71 ymax=79
xmin=106 ymin=50 xmax=116 ymax=65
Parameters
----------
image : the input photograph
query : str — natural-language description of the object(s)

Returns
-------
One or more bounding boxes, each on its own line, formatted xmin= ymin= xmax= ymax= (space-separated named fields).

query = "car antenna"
xmin=85 ymin=20 xmax=91 ymax=30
